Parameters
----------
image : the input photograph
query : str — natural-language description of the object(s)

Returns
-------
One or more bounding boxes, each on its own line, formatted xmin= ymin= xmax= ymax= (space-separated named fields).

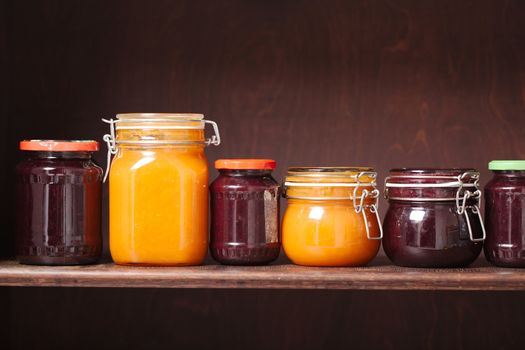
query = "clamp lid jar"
xmin=282 ymin=167 xmax=382 ymax=267
xmin=383 ymin=168 xmax=485 ymax=268
xmin=102 ymin=113 xmax=221 ymax=266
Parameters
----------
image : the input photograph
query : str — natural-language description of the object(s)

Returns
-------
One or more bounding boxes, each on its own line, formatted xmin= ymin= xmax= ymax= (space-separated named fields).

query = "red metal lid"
xmin=20 ymin=140 xmax=99 ymax=152
xmin=215 ymin=159 xmax=276 ymax=170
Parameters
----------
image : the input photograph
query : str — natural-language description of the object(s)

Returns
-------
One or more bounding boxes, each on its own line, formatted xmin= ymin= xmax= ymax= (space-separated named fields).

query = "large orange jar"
xmin=102 ymin=113 xmax=220 ymax=266
xmin=282 ymin=167 xmax=382 ymax=266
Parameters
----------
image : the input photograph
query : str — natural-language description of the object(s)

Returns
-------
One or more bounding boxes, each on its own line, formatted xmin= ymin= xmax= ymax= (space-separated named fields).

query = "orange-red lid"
xmin=20 ymin=140 xmax=99 ymax=152
xmin=215 ymin=159 xmax=276 ymax=170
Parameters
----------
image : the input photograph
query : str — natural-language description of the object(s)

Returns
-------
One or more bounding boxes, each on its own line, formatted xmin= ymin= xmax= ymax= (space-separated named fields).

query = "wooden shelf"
xmin=1 ymin=257 xmax=524 ymax=290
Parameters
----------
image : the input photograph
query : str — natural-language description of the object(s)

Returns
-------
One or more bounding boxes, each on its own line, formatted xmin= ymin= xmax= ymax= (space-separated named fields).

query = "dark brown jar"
xmin=484 ymin=161 xmax=525 ymax=267
xmin=383 ymin=168 xmax=485 ymax=268
xmin=15 ymin=140 xmax=103 ymax=265
xmin=210 ymin=159 xmax=280 ymax=265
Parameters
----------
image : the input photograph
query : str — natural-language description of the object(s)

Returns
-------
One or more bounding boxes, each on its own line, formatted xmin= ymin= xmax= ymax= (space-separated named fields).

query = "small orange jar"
xmin=282 ymin=167 xmax=382 ymax=267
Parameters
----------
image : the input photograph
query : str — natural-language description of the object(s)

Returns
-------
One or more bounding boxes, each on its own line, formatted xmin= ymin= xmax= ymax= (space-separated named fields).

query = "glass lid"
xmin=285 ymin=167 xmax=376 ymax=184
xmin=116 ymin=113 xmax=204 ymax=121
xmin=288 ymin=166 xmax=373 ymax=173
xmin=386 ymin=168 xmax=480 ymax=186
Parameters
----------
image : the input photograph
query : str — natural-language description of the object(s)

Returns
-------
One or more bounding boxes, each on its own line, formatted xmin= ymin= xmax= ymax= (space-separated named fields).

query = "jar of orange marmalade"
xmin=102 ymin=113 xmax=220 ymax=266
xmin=282 ymin=167 xmax=382 ymax=267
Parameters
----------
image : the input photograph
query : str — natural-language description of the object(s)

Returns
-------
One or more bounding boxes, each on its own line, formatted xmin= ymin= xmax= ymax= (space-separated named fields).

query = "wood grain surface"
xmin=4 ymin=0 xmax=525 ymax=259
xmin=3 ymin=287 xmax=524 ymax=350
xmin=1 ymin=257 xmax=525 ymax=290
xmin=3 ymin=0 xmax=525 ymax=349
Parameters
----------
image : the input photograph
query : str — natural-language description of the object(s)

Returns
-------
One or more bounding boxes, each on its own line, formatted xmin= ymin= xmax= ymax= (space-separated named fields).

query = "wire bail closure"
xmin=384 ymin=171 xmax=486 ymax=242
xmin=282 ymin=171 xmax=383 ymax=241
xmin=455 ymin=172 xmax=486 ymax=242
xmin=102 ymin=118 xmax=118 ymax=183
xmin=353 ymin=172 xmax=383 ymax=241
xmin=101 ymin=117 xmax=221 ymax=183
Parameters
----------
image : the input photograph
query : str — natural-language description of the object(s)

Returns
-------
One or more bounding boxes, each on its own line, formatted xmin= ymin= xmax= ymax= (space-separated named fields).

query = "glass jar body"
xmin=15 ymin=152 xmax=103 ymax=265
xmin=383 ymin=200 xmax=483 ymax=267
xmin=282 ymin=198 xmax=380 ymax=267
xmin=210 ymin=169 xmax=280 ymax=265
xmin=383 ymin=168 xmax=483 ymax=267
xmin=484 ymin=171 xmax=525 ymax=267
xmin=282 ymin=167 xmax=381 ymax=267
xmin=109 ymin=145 xmax=209 ymax=266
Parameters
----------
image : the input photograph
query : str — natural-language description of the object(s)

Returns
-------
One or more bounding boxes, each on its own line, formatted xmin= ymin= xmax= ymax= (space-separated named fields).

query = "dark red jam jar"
xmin=15 ymin=140 xmax=103 ymax=265
xmin=383 ymin=168 xmax=485 ymax=268
xmin=484 ymin=161 xmax=525 ymax=267
xmin=210 ymin=159 xmax=280 ymax=265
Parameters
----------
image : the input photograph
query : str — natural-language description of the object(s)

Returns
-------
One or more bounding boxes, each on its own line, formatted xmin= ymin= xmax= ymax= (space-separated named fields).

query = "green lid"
xmin=489 ymin=160 xmax=525 ymax=171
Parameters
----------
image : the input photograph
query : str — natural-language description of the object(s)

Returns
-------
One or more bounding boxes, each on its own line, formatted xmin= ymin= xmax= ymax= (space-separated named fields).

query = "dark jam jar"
xmin=210 ymin=159 xmax=280 ymax=265
xmin=383 ymin=168 xmax=485 ymax=268
xmin=15 ymin=140 xmax=103 ymax=265
xmin=484 ymin=161 xmax=525 ymax=267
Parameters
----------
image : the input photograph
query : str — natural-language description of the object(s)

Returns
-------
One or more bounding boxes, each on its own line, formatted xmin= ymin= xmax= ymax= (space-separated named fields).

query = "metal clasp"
xmin=465 ymin=204 xmax=486 ymax=242
xmin=353 ymin=172 xmax=383 ymax=240
xmin=102 ymin=118 xmax=118 ymax=183
xmin=204 ymin=120 xmax=221 ymax=146
xmin=281 ymin=181 xmax=288 ymax=198
xmin=455 ymin=171 xmax=486 ymax=242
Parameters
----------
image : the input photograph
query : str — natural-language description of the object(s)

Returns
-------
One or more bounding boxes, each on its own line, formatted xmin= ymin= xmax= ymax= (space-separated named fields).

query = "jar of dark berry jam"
xmin=383 ymin=168 xmax=485 ymax=268
xmin=484 ymin=160 xmax=525 ymax=267
xmin=15 ymin=140 xmax=103 ymax=265
xmin=210 ymin=159 xmax=280 ymax=265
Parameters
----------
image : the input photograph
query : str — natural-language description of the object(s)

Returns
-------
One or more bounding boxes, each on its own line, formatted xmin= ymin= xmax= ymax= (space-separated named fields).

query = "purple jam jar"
xmin=383 ymin=168 xmax=485 ymax=268
xmin=210 ymin=159 xmax=280 ymax=265
xmin=15 ymin=140 xmax=103 ymax=265
xmin=484 ymin=161 xmax=525 ymax=267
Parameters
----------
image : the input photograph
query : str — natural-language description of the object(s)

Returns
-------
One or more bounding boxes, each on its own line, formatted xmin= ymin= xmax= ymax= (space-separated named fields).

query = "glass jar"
xmin=210 ymin=159 xmax=280 ymax=265
xmin=282 ymin=167 xmax=382 ymax=267
xmin=383 ymin=168 xmax=485 ymax=268
xmin=15 ymin=140 xmax=103 ymax=265
xmin=103 ymin=113 xmax=221 ymax=266
xmin=484 ymin=160 xmax=525 ymax=267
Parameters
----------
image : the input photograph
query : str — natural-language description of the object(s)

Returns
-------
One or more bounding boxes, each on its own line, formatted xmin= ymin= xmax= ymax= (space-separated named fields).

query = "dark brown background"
xmin=2 ymin=0 xmax=525 ymax=349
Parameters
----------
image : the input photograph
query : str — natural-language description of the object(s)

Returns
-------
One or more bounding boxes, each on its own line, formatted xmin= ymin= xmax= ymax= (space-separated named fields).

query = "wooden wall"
xmin=1 ymin=0 xmax=10 ymax=258
xmin=0 ymin=0 xmax=10 ymax=343
xmin=2 ymin=0 xmax=525 ymax=348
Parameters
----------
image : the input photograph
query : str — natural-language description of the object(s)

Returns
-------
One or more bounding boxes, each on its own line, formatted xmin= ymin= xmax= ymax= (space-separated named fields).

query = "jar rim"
xmin=286 ymin=167 xmax=376 ymax=181
xmin=288 ymin=166 xmax=373 ymax=173
xmin=385 ymin=168 xmax=480 ymax=186
xmin=114 ymin=113 xmax=206 ymax=132
xmin=389 ymin=168 xmax=477 ymax=175
xmin=285 ymin=167 xmax=377 ymax=186
xmin=385 ymin=169 xmax=481 ymax=202
xmin=116 ymin=113 xmax=204 ymax=121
